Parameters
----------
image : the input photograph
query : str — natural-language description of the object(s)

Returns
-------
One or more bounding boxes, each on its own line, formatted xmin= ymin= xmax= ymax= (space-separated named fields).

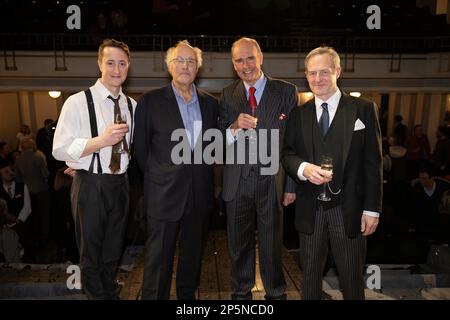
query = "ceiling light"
xmin=48 ymin=91 xmax=61 ymax=99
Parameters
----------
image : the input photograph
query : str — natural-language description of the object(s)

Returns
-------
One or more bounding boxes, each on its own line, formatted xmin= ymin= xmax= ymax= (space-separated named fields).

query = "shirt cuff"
xmin=297 ymin=162 xmax=310 ymax=181
xmin=363 ymin=210 xmax=380 ymax=218
xmin=226 ymin=127 xmax=241 ymax=145
xmin=67 ymin=138 xmax=89 ymax=160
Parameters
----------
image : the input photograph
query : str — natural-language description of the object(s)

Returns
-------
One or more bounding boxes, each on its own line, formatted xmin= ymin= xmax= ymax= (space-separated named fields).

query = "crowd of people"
xmin=0 ymin=120 xmax=78 ymax=264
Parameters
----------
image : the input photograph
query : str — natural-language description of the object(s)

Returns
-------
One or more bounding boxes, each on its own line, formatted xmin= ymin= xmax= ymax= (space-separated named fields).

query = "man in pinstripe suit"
xmin=219 ymin=37 xmax=298 ymax=300
xmin=282 ymin=47 xmax=382 ymax=300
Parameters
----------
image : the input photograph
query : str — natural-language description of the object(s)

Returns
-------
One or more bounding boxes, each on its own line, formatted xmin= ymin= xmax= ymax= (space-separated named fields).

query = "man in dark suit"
xmin=282 ymin=46 xmax=382 ymax=300
xmin=134 ymin=40 xmax=218 ymax=300
xmin=219 ymin=37 xmax=297 ymax=300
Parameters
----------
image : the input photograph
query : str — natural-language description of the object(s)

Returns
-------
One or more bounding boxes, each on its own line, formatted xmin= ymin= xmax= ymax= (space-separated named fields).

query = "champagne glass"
xmin=248 ymin=106 xmax=258 ymax=141
xmin=317 ymin=156 xmax=333 ymax=202
xmin=114 ymin=113 xmax=127 ymax=154
xmin=250 ymin=105 xmax=257 ymax=120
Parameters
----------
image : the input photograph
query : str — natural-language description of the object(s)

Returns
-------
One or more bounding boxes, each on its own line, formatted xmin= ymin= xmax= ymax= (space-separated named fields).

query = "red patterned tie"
xmin=248 ymin=86 xmax=257 ymax=114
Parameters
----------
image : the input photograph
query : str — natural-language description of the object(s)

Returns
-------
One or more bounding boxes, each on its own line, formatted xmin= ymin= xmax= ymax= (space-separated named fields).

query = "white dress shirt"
xmin=53 ymin=79 xmax=136 ymax=174
xmin=226 ymin=72 xmax=267 ymax=145
xmin=296 ymin=89 xmax=379 ymax=218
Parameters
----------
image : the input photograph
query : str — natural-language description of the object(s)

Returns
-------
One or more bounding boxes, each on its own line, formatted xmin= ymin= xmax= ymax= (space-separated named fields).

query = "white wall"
xmin=0 ymin=92 xmax=59 ymax=147
xmin=0 ymin=51 xmax=449 ymax=144
xmin=1 ymin=51 xmax=449 ymax=93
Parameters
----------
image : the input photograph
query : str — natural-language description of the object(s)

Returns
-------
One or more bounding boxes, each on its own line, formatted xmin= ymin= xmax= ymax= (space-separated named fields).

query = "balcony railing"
xmin=2 ymin=33 xmax=450 ymax=54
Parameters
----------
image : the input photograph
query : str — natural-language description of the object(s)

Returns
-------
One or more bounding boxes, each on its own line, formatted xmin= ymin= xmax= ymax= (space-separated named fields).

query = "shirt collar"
xmin=171 ymin=82 xmax=198 ymax=104
xmin=94 ymin=79 xmax=124 ymax=102
xmin=423 ymin=181 xmax=436 ymax=196
xmin=315 ymin=88 xmax=341 ymax=112
xmin=3 ymin=181 xmax=14 ymax=190
xmin=243 ymin=72 xmax=266 ymax=95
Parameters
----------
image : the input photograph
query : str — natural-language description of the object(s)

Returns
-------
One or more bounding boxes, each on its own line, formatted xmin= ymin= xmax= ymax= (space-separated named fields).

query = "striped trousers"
xmin=299 ymin=205 xmax=366 ymax=300
xmin=226 ymin=172 xmax=286 ymax=299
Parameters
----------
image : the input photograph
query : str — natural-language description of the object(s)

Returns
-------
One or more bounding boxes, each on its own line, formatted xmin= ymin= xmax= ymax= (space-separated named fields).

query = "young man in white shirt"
xmin=53 ymin=39 xmax=136 ymax=300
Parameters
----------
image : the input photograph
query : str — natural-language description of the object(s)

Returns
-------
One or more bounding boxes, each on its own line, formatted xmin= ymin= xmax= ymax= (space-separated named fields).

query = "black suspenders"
xmin=84 ymin=89 xmax=133 ymax=174
xmin=126 ymin=96 xmax=134 ymax=145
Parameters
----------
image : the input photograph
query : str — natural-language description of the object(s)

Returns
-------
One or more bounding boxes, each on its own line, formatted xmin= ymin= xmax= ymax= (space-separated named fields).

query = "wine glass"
xmin=317 ymin=156 xmax=333 ymax=202
xmin=248 ymin=106 xmax=258 ymax=141
xmin=114 ymin=113 xmax=127 ymax=154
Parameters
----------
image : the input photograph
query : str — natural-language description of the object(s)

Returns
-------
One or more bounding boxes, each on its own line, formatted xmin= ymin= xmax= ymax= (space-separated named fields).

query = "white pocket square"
xmin=354 ymin=118 xmax=365 ymax=131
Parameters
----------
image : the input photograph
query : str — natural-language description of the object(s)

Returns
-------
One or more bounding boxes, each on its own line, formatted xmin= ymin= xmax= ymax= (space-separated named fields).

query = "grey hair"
xmin=304 ymin=46 xmax=341 ymax=71
xmin=165 ymin=40 xmax=203 ymax=68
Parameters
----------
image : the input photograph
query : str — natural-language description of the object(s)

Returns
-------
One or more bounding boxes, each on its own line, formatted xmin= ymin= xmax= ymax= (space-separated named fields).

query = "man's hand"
xmin=231 ymin=113 xmax=257 ymax=130
xmin=100 ymin=123 xmax=129 ymax=147
xmin=361 ymin=214 xmax=379 ymax=236
xmin=303 ymin=163 xmax=332 ymax=185
xmin=7 ymin=218 xmax=20 ymax=228
xmin=81 ymin=123 xmax=129 ymax=158
xmin=282 ymin=192 xmax=296 ymax=206
xmin=64 ymin=167 xmax=76 ymax=177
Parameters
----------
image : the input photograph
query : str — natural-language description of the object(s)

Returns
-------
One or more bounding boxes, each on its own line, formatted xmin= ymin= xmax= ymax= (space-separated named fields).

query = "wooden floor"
xmin=2 ymin=230 xmax=450 ymax=300
xmin=120 ymin=230 xmax=303 ymax=300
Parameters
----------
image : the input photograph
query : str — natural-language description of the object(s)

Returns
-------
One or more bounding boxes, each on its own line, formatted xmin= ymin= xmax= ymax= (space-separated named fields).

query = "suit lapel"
xmin=258 ymin=77 xmax=280 ymax=126
xmin=232 ymin=81 xmax=248 ymax=115
xmin=197 ymin=89 xmax=209 ymax=133
xmin=301 ymin=100 xmax=315 ymax=160
xmin=340 ymin=93 xmax=357 ymax=171
xmin=164 ymin=84 xmax=186 ymax=130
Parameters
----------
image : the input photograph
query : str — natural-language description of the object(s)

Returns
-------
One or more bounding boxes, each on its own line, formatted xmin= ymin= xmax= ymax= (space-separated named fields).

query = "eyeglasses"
xmin=170 ymin=57 xmax=197 ymax=67
xmin=305 ymin=69 xmax=333 ymax=78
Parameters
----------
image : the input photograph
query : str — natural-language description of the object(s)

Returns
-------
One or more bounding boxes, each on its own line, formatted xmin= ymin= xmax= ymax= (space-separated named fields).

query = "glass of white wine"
xmin=114 ymin=113 xmax=127 ymax=154
xmin=317 ymin=156 xmax=333 ymax=202
xmin=248 ymin=106 xmax=258 ymax=141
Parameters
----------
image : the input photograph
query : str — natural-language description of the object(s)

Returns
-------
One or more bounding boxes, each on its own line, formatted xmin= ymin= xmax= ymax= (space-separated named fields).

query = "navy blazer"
xmin=134 ymin=84 xmax=219 ymax=221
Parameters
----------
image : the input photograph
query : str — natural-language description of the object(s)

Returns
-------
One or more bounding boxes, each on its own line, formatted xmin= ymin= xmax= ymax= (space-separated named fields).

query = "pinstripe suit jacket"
xmin=282 ymin=93 xmax=383 ymax=237
xmin=219 ymin=76 xmax=298 ymax=204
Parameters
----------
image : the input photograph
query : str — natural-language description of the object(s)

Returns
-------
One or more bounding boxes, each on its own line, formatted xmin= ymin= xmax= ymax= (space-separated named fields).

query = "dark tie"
xmin=7 ymin=184 xmax=13 ymax=198
xmin=319 ymin=102 xmax=329 ymax=137
xmin=108 ymin=95 xmax=123 ymax=173
xmin=248 ymin=86 xmax=257 ymax=114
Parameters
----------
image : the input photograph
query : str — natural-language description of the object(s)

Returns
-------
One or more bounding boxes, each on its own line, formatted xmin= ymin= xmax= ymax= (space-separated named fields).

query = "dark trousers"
xmin=29 ymin=190 xmax=50 ymax=243
xmin=71 ymin=170 xmax=129 ymax=300
xmin=141 ymin=190 xmax=208 ymax=300
xmin=226 ymin=173 xmax=286 ymax=300
xmin=299 ymin=205 xmax=366 ymax=300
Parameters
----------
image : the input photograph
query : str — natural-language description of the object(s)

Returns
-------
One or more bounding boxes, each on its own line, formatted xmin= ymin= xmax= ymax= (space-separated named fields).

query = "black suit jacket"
xmin=218 ymin=76 xmax=298 ymax=204
xmin=282 ymin=93 xmax=382 ymax=237
xmin=134 ymin=84 xmax=219 ymax=221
